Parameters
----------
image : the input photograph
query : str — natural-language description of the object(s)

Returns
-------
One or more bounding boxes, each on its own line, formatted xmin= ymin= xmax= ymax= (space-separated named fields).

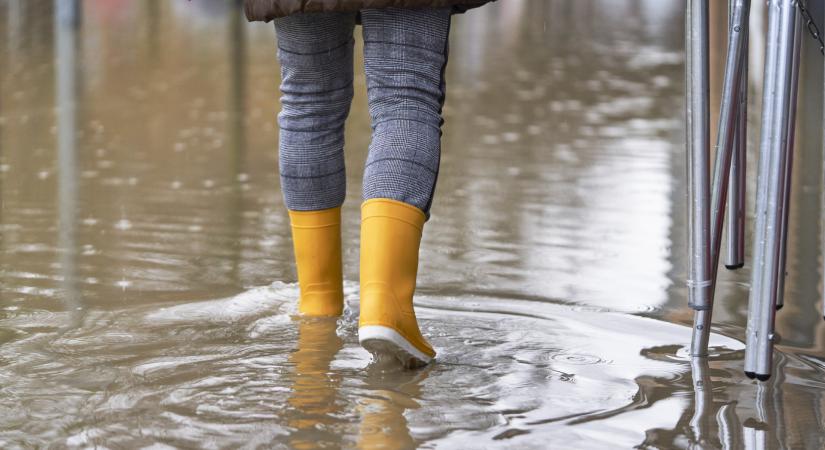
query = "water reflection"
xmin=439 ymin=0 xmax=684 ymax=313
xmin=55 ymin=0 xmax=82 ymax=327
xmin=286 ymin=318 xmax=344 ymax=448
xmin=689 ymin=357 xmax=714 ymax=447
xmin=227 ymin=0 xmax=246 ymax=285
xmin=4 ymin=0 xmax=22 ymax=67
xmin=630 ymin=351 xmax=791 ymax=449
xmin=356 ymin=364 xmax=427 ymax=449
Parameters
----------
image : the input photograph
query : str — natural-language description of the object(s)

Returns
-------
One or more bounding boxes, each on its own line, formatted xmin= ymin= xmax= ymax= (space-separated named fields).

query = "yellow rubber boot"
xmin=358 ymin=198 xmax=436 ymax=368
xmin=288 ymin=207 xmax=344 ymax=317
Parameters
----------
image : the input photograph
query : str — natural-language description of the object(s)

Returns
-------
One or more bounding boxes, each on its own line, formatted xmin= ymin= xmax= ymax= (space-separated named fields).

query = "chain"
xmin=798 ymin=0 xmax=825 ymax=55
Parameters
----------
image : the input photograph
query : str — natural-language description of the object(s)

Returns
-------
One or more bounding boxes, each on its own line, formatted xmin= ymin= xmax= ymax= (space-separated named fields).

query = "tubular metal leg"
xmin=690 ymin=0 xmax=750 ymax=356
xmin=775 ymin=9 xmax=803 ymax=312
xmin=726 ymin=35 xmax=748 ymax=271
xmin=744 ymin=1 xmax=781 ymax=381
xmin=686 ymin=0 xmax=713 ymax=319
xmin=756 ymin=0 xmax=799 ymax=377
xmin=744 ymin=0 xmax=798 ymax=380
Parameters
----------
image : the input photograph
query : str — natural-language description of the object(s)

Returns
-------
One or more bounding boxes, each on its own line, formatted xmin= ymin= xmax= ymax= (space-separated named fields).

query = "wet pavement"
xmin=1 ymin=0 xmax=825 ymax=448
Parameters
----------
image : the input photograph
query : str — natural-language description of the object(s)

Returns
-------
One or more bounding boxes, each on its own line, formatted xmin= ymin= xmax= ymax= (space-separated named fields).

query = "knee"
xmin=361 ymin=9 xmax=450 ymax=128
xmin=277 ymin=46 xmax=354 ymax=130
xmin=278 ymin=81 xmax=354 ymax=133
xmin=370 ymin=120 xmax=441 ymax=162
xmin=364 ymin=65 xmax=445 ymax=129
xmin=276 ymin=22 xmax=355 ymax=132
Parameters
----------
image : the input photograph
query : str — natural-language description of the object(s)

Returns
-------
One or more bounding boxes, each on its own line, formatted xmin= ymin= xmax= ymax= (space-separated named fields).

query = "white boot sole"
xmin=359 ymin=325 xmax=433 ymax=369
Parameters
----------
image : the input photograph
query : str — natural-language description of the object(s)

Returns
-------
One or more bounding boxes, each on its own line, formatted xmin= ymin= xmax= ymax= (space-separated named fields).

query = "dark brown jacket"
xmin=244 ymin=0 xmax=493 ymax=22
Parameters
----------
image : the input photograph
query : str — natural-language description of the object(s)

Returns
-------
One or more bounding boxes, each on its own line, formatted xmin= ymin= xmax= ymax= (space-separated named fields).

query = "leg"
xmin=692 ymin=0 xmax=750 ymax=355
xmin=361 ymin=7 xmax=451 ymax=215
xmin=275 ymin=12 xmax=355 ymax=211
xmin=745 ymin=0 xmax=797 ymax=380
xmin=686 ymin=0 xmax=713 ymax=355
xmin=726 ymin=20 xmax=748 ymax=271
xmin=274 ymin=12 xmax=356 ymax=316
xmin=357 ymin=7 xmax=452 ymax=367
xmin=774 ymin=8 xmax=802 ymax=312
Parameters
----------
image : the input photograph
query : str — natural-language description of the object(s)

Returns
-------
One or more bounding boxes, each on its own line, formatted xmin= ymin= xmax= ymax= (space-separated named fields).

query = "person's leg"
xmin=360 ymin=8 xmax=451 ymax=214
xmin=357 ymin=7 xmax=452 ymax=367
xmin=275 ymin=11 xmax=355 ymax=211
xmin=274 ymin=12 xmax=356 ymax=316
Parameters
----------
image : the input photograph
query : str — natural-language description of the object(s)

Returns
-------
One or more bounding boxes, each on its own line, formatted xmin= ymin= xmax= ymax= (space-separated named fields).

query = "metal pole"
xmin=775 ymin=8 xmax=803 ymax=312
xmin=822 ymin=0 xmax=825 ymax=322
xmin=687 ymin=0 xmax=713 ymax=319
xmin=691 ymin=0 xmax=750 ymax=356
xmin=755 ymin=0 xmax=799 ymax=378
xmin=744 ymin=0 xmax=797 ymax=380
xmin=744 ymin=0 xmax=781 ymax=381
xmin=726 ymin=33 xmax=748 ymax=271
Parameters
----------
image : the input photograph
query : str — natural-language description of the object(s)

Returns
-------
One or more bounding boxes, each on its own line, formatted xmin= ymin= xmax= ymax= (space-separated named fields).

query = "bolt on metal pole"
xmin=691 ymin=0 xmax=751 ymax=356
xmin=775 ymin=8 xmax=803 ymax=312
xmin=744 ymin=0 xmax=798 ymax=381
xmin=726 ymin=34 xmax=748 ymax=271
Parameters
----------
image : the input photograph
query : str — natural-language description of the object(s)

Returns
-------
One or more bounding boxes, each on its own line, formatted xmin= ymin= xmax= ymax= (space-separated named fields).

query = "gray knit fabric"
xmin=274 ymin=8 xmax=451 ymax=214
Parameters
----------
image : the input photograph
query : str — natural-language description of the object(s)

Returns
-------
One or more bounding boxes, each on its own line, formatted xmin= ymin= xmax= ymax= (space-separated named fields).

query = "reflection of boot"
xmin=357 ymin=364 xmax=430 ymax=450
xmin=289 ymin=207 xmax=344 ymax=316
xmin=358 ymin=199 xmax=435 ymax=368
xmin=287 ymin=318 xmax=344 ymax=449
xmin=357 ymin=396 xmax=416 ymax=450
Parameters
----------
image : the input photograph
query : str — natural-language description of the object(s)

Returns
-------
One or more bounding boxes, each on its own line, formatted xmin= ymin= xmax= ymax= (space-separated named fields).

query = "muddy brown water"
xmin=1 ymin=1 xmax=825 ymax=448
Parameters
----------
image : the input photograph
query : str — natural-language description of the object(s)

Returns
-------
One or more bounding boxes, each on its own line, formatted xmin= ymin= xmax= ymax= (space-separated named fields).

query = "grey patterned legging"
xmin=274 ymin=8 xmax=451 ymax=216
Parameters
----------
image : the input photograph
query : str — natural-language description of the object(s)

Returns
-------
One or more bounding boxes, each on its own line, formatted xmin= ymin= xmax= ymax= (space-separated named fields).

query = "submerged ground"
xmin=1 ymin=0 xmax=824 ymax=448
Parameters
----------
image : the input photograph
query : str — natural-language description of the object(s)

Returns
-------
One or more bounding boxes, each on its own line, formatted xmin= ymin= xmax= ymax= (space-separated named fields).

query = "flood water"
xmin=1 ymin=0 xmax=825 ymax=448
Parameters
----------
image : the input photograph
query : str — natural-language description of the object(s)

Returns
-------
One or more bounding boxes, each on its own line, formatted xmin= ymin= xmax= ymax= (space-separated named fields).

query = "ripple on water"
xmin=402 ymin=293 xmax=747 ymax=446
xmin=50 ymin=329 xmax=138 ymax=355
xmin=0 ymin=308 xmax=60 ymax=330
xmin=550 ymin=352 xmax=610 ymax=366
xmin=1 ymin=282 xmax=823 ymax=448
xmin=143 ymin=281 xmax=302 ymax=325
